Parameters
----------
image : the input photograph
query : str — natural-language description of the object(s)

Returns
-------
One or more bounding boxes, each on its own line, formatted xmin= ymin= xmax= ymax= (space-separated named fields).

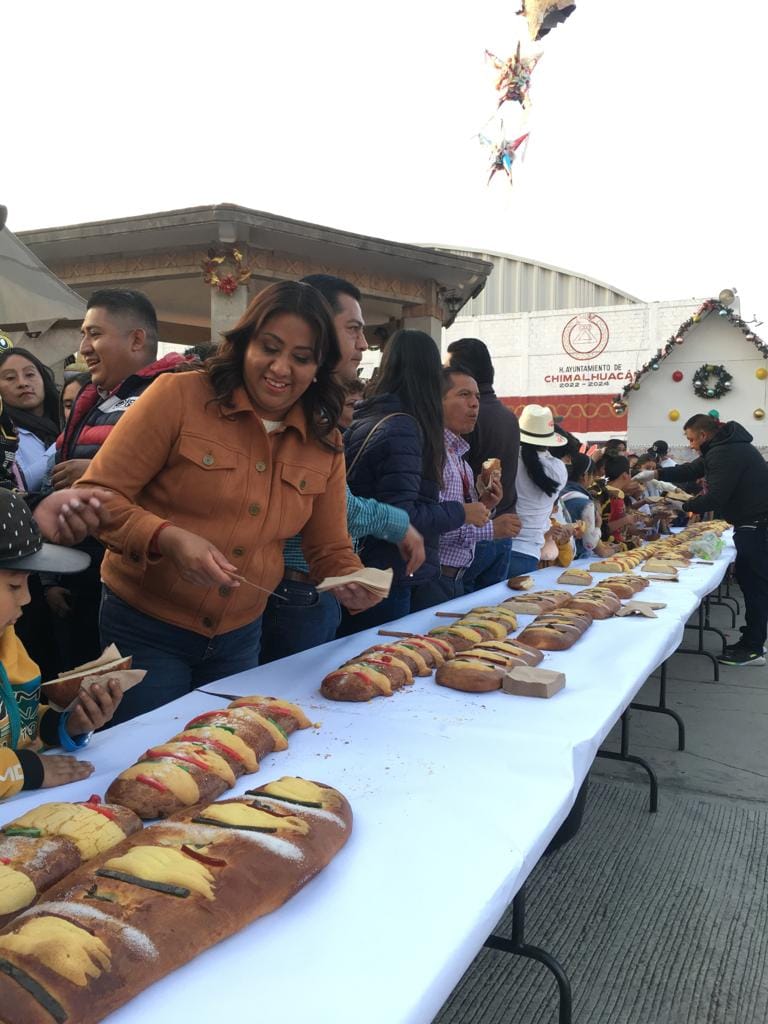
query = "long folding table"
xmin=1 ymin=541 xmax=735 ymax=1024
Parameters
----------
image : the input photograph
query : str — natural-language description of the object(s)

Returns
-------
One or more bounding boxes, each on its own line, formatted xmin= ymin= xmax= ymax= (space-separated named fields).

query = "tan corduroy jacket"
xmin=77 ymin=371 xmax=362 ymax=636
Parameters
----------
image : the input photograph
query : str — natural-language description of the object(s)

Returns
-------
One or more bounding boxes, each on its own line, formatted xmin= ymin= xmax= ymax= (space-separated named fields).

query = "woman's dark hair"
xmin=0 ymin=347 xmax=61 ymax=425
xmin=550 ymin=427 xmax=581 ymax=461
xmin=207 ymin=281 xmax=344 ymax=447
xmin=604 ymin=454 xmax=630 ymax=481
xmin=369 ymin=329 xmax=445 ymax=484
xmin=60 ymin=372 xmax=90 ymax=423
xmin=520 ymin=443 xmax=561 ymax=497
xmin=568 ymin=452 xmax=593 ymax=482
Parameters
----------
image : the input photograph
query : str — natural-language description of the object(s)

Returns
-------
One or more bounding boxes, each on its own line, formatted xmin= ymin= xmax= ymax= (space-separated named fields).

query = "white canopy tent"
xmin=0 ymin=206 xmax=85 ymax=372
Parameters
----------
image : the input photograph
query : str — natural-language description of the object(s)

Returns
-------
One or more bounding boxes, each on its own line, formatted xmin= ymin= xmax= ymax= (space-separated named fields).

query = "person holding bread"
xmin=602 ymin=454 xmax=646 ymax=546
xmin=507 ymin=405 xmax=569 ymax=578
xmin=0 ymin=490 xmax=123 ymax=800
xmin=445 ymin=336 xmax=521 ymax=590
xmin=77 ymin=281 xmax=377 ymax=723
xmin=412 ymin=368 xmax=521 ymax=610
xmin=561 ymin=454 xmax=613 ymax=559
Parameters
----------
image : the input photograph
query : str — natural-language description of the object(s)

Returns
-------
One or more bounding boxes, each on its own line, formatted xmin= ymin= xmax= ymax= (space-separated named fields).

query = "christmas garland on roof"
xmin=611 ymin=299 xmax=767 ymax=416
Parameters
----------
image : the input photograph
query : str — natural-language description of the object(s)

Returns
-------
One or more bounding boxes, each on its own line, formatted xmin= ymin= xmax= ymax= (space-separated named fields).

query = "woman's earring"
xmin=313 ymin=376 xmax=318 ymax=382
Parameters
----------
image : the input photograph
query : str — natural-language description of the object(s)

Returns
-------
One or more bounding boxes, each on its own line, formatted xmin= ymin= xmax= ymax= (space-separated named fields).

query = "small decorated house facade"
xmin=620 ymin=299 xmax=768 ymax=453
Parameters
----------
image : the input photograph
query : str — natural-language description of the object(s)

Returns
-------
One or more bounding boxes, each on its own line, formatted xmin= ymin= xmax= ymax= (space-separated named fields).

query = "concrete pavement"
xmin=433 ymin=589 xmax=768 ymax=1023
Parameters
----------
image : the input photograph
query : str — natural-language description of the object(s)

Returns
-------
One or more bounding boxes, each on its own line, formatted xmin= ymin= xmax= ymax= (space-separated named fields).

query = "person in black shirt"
xmin=650 ymin=413 xmax=768 ymax=666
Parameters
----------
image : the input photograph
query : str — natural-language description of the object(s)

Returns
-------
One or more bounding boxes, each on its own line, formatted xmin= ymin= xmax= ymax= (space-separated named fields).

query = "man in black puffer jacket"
xmin=654 ymin=414 xmax=768 ymax=666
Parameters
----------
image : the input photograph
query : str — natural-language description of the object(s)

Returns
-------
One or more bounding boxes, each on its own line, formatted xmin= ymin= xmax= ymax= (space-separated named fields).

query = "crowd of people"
xmin=1 ymin=274 xmax=767 ymax=802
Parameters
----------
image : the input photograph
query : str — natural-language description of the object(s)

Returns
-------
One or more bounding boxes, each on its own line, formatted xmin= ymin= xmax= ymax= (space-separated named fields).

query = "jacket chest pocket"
xmin=277 ymin=463 xmax=329 ymax=536
xmin=177 ymin=435 xmax=240 ymax=517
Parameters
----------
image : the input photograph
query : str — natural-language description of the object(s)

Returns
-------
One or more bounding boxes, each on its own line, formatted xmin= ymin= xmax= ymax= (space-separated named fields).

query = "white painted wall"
xmin=626 ymin=314 xmax=768 ymax=450
xmin=443 ymin=299 xmax=706 ymax=400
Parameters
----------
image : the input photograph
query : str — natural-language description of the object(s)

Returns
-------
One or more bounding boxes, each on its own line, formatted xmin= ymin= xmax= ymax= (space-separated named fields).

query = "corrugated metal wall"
xmin=439 ymin=248 xmax=641 ymax=316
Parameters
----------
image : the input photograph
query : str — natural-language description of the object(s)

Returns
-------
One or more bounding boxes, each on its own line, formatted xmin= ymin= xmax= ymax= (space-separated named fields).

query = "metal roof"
xmin=0 ymin=221 xmax=85 ymax=332
xmin=426 ymin=245 xmax=642 ymax=316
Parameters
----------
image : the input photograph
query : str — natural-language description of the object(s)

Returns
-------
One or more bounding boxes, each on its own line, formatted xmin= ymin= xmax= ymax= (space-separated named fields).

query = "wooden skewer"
xmin=230 ymin=574 xmax=289 ymax=601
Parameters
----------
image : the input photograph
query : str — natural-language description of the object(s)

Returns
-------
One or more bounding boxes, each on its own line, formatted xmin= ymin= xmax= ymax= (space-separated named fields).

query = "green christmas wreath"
xmin=692 ymin=363 xmax=733 ymax=399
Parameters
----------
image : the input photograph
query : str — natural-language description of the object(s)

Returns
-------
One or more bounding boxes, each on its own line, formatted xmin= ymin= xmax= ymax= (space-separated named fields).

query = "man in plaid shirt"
xmin=412 ymin=369 xmax=521 ymax=611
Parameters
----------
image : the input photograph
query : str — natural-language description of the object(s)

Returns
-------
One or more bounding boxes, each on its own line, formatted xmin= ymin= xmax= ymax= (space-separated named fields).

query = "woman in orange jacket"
xmin=79 ymin=281 xmax=377 ymax=723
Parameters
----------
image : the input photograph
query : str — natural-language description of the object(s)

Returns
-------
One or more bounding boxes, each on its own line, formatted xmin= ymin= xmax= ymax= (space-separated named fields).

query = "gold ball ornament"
xmin=756 ymin=367 xmax=768 ymax=380
xmin=754 ymin=408 xmax=765 ymax=420
xmin=668 ymin=409 xmax=680 ymax=421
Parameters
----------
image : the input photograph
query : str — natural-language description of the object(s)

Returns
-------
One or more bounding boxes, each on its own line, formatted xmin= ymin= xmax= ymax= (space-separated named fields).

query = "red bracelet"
xmin=149 ymin=522 xmax=172 ymax=557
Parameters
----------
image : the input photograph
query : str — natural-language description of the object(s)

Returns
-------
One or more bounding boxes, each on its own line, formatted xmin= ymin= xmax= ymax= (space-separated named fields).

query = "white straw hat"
xmin=518 ymin=404 xmax=567 ymax=447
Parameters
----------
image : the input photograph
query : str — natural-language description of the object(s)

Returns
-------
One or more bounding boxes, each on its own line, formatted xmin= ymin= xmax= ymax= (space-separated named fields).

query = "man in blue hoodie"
xmin=653 ymin=414 xmax=768 ymax=666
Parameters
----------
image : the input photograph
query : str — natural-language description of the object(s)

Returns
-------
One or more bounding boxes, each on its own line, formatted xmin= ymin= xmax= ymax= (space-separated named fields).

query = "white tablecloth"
xmin=3 ymin=542 xmax=735 ymax=1024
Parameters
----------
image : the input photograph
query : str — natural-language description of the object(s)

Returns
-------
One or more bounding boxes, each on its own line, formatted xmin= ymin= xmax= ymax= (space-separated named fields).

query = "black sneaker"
xmin=718 ymin=645 xmax=766 ymax=666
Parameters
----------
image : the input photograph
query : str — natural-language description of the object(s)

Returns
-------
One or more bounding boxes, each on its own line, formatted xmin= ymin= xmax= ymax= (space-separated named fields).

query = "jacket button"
xmin=202 ymin=616 xmax=214 ymax=629
xmin=248 ymin=503 xmax=261 ymax=516
xmin=232 ymin=546 xmax=245 ymax=557
xmin=202 ymin=453 xmax=215 ymax=466
xmin=255 ymin=461 xmax=267 ymax=472
xmin=219 ymin=585 xmax=231 ymax=598
xmin=299 ymin=480 xmax=306 ymax=490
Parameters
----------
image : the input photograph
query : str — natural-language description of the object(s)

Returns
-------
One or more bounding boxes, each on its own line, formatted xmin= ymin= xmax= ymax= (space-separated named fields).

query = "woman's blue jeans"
xmin=100 ymin=587 xmax=262 ymax=726
xmin=259 ymin=579 xmax=341 ymax=664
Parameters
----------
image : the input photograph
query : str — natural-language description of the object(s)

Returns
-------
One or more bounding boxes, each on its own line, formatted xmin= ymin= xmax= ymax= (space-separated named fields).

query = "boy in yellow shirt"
xmin=0 ymin=490 xmax=122 ymax=800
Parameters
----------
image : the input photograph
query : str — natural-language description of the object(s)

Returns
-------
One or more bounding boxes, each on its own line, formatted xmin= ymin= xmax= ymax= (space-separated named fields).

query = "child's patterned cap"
xmin=0 ymin=490 xmax=90 ymax=574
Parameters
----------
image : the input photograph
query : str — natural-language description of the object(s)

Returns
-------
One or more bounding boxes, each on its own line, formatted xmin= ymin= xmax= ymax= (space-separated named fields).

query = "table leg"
xmin=596 ymin=710 xmax=659 ymax=812
xmin=485 ymin=884 xmax=573 ymax=1024
xmin=710 ymin=582 xmax=739 ymax=622
xmin=630 ymin=660 xmax=685 ymax=751
xmin=705 ymin=594 xmax=737 ymax=628
xmin=701 ymin=596 xmax=728 ymax=650
xmin=723 ymin=574 xmax=742 ymax=615
xmin=676 ymin=604 xmax=720 ymax=680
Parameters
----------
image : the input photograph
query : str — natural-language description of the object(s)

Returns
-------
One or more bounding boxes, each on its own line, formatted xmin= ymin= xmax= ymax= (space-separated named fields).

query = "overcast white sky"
xmin=6 ymin=0 xmax=766 ymax=316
